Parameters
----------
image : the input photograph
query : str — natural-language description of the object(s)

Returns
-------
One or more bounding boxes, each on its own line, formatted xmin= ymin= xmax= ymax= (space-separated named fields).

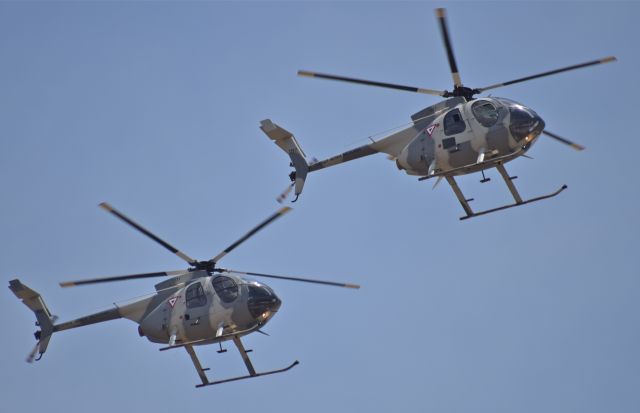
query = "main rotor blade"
xmin=541 ymin=130 xmax=585 ymax=151
xmin=298 ymin=70 xmax=446 ymax=97
xmin=100 ymin=202 xmax=197 ymax=266
xmin=223 ymin=269 xmax=360 ymax=289
xmin=210 ymin=207 xmax=292 ymax=263
xmin=477 ymin=56 xmax=617 ymax=93
xmin=435 ymin=8 xmax=463 ymax=88
xmin=60 ymin=270 xmax=186 ymax=288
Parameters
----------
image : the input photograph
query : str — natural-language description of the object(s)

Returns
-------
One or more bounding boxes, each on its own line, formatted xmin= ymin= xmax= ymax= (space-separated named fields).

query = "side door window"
xmin=185 ymin=282 xmax=207 ymax=308
xmin=443 ymin=108 xmax=466 ymax=136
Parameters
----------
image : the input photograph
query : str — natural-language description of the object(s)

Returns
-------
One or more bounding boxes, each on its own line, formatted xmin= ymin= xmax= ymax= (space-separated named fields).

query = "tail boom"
xmin=9 ymin=279 xmax=124 ymax=361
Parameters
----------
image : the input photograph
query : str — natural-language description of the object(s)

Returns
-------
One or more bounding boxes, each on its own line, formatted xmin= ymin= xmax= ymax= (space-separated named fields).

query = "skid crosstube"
xmin=445 ymin=164 xmax=568 ymax=221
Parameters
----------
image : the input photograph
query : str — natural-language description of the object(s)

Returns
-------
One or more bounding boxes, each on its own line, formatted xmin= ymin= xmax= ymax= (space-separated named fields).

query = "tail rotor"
xmin=26 ymin=342 xmax=40 ymax=364
xmin=276 ymin=182 xmax=295 ymax=204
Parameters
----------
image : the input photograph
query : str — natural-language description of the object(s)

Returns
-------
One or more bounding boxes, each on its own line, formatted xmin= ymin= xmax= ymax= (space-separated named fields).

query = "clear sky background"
xmin=1 ymin=2 xmax=639 ymax=412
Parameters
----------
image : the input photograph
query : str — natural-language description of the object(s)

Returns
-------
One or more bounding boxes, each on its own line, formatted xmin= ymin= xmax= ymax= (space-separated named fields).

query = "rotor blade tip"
xmin=59 ymin=281 xmax=74 ymax=288
xmin=298 ymin=70 xmax=313 ymax=77
xmin=602 ymin=56 xmax=617 ymax=63
xmin=99 ymin=202 xmax=112 ymax=211
xmin=346 ymin=284 xmax=361 ymax=289
xmin=435 ymin=8 xmax=446 ymax=18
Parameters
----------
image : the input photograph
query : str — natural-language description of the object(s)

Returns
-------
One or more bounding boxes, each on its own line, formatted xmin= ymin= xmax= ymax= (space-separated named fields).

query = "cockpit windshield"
xmin=493 ymin=98 xmax=544 ymax=142
xmin=247 ymin=283 xmax=280 ymax=318
xmin=495 ymin=97 xmax=522 ymax=107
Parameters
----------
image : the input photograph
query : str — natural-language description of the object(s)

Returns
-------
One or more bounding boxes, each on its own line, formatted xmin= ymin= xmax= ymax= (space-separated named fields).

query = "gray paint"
xmin=447 ymin=140 xmax=477 ymax=168
xmin=485 ymin=123 xmax=511 ymax=156
xmin=484 ymin=106 xmax=512 ymax=156
xmin=53 ymin=308 xmax=122 ymax=332
xmin=410 ymin=97 xmax=466 ymax=122
xmin=309 ymin=145 xmax=378 ymax=172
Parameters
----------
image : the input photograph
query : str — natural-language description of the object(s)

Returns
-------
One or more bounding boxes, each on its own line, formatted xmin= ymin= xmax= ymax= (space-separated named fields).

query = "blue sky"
xmin=1 ymin=2 xmax=639 ymax=412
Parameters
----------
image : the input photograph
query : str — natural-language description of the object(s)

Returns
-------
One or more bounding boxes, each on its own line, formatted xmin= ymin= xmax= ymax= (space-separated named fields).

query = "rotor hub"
xmin=443 ymin=86 xmax=479 ymax=100
xmin=191 ymin=260 xmax=218 ymax=273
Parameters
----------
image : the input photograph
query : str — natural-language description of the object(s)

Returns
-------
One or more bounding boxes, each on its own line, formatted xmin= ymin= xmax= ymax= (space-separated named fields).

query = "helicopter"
xmin=260 ymin=8 xmax=616 ymax=220
xmin=9 ymin=202 xmax=359 ymax=388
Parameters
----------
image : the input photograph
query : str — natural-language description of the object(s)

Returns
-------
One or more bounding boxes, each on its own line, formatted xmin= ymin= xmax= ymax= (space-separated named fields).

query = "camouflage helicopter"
xmin=9 ymin=203 xmax=358 ymax=387
xmin=261 ymin=8 xmax=616 ymax=220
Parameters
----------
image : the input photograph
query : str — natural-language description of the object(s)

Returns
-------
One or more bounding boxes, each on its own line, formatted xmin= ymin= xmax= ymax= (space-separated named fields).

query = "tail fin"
xmin=260 ymin=119 xmax=310 ymax=200
xmin=9 ymin=279 xmax=56 ymax=362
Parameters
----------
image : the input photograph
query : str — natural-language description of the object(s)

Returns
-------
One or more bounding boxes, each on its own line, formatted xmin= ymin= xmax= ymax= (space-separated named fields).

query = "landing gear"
xmin=183 ymin=336 xmax=299 ymax=388
xmin=445 ymin=164 xmax=567 ymax=220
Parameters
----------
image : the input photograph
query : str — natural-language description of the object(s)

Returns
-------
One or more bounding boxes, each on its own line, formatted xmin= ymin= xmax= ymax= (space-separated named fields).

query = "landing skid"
xmin=445 ymin=164 xmax=568 ymax=221
xmin=457 ymin=184 xmax=567 ymax=220
xmin=184 ymin=336 xmax=299 ymax=388
xmin=195 ymin=360 xmax=299 ymax=388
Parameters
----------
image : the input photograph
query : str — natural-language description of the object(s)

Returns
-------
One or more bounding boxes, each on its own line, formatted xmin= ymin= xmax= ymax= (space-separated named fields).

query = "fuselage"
xmin=138 ymin=273 xmax=281 ymax=345
xmin=395 ymin=97 xmax=545 ymax=176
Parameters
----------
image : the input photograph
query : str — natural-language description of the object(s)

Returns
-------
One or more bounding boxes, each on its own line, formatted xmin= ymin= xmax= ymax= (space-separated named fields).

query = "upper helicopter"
xmin=10 ymin=203 xmax=358 ymax=387
xmin=261 ymin=8 xmax=616 ymax=220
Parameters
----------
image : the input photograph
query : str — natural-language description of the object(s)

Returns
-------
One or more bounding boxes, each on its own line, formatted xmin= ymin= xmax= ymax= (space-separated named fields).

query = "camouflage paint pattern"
xmin=261 ymin=96 xmax=545 ymax=183
xmin=9 ymin=273 xmax=281 ymax=355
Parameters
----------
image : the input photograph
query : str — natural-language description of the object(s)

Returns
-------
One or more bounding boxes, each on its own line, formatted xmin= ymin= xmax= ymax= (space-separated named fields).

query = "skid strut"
xmin=184 ymin=336 xmax=299 ymax=388
xmin=445 ymin=164 xmax=568 ymax=220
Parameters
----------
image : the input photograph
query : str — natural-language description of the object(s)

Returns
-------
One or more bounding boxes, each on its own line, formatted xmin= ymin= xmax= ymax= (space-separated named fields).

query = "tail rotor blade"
xmin=26 ymin=342 xmax=40 ymax=363
xmin=276 ymin=183 xmax=294 ymax=204
xmin=99 ymin=202 xmax=197 ymax=266
xmin=435 ymin=8 xmax=463 ymax=88
xmin=542 ymin=130 xmax=585 ymax=151
xmin=222 ymin=269 xmax=360 ymax=289
xmin=59 ymin=270 xmax=186 ymax=288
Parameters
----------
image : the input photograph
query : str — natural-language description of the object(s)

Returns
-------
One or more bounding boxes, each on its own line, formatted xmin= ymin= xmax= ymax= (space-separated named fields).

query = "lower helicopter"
xmin=10 ymin=203 xmax=359 ymax=387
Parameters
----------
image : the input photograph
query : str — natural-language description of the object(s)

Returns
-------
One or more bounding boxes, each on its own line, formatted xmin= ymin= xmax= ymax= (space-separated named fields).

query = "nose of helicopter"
xmin=247 ymin=283 xmax=281 ymax=321
xmin=269 ymin=293 xmax=282 ymax=313
xmin=508 ymin=104 xmax=545 ymax=143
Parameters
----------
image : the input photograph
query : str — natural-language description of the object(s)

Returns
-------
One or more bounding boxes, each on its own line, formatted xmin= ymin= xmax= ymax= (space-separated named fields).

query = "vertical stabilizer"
xmin=260 ymin=119 xmax=310 ymax=199
xmin=9 ymin=279 xmax=56 ymax=361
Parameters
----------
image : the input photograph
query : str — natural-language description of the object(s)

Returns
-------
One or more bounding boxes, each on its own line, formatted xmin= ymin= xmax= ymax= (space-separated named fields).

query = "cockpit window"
xmin=212 ymin=276 xmax=239 ymax=303
xmin=495 ymin=97 xmax=521 ymax=106
xmin=247 ymin=284 xmax=277 ymax=318
xmin=472 ymin=101 xmax=499 ymax=127
xmin=186 ymin=282 xmax=207 ymax=308
xmin=509 ymin=105 xmax=540 ymax=142
xmin=443 ymin=108 xmax=466 ymax=136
